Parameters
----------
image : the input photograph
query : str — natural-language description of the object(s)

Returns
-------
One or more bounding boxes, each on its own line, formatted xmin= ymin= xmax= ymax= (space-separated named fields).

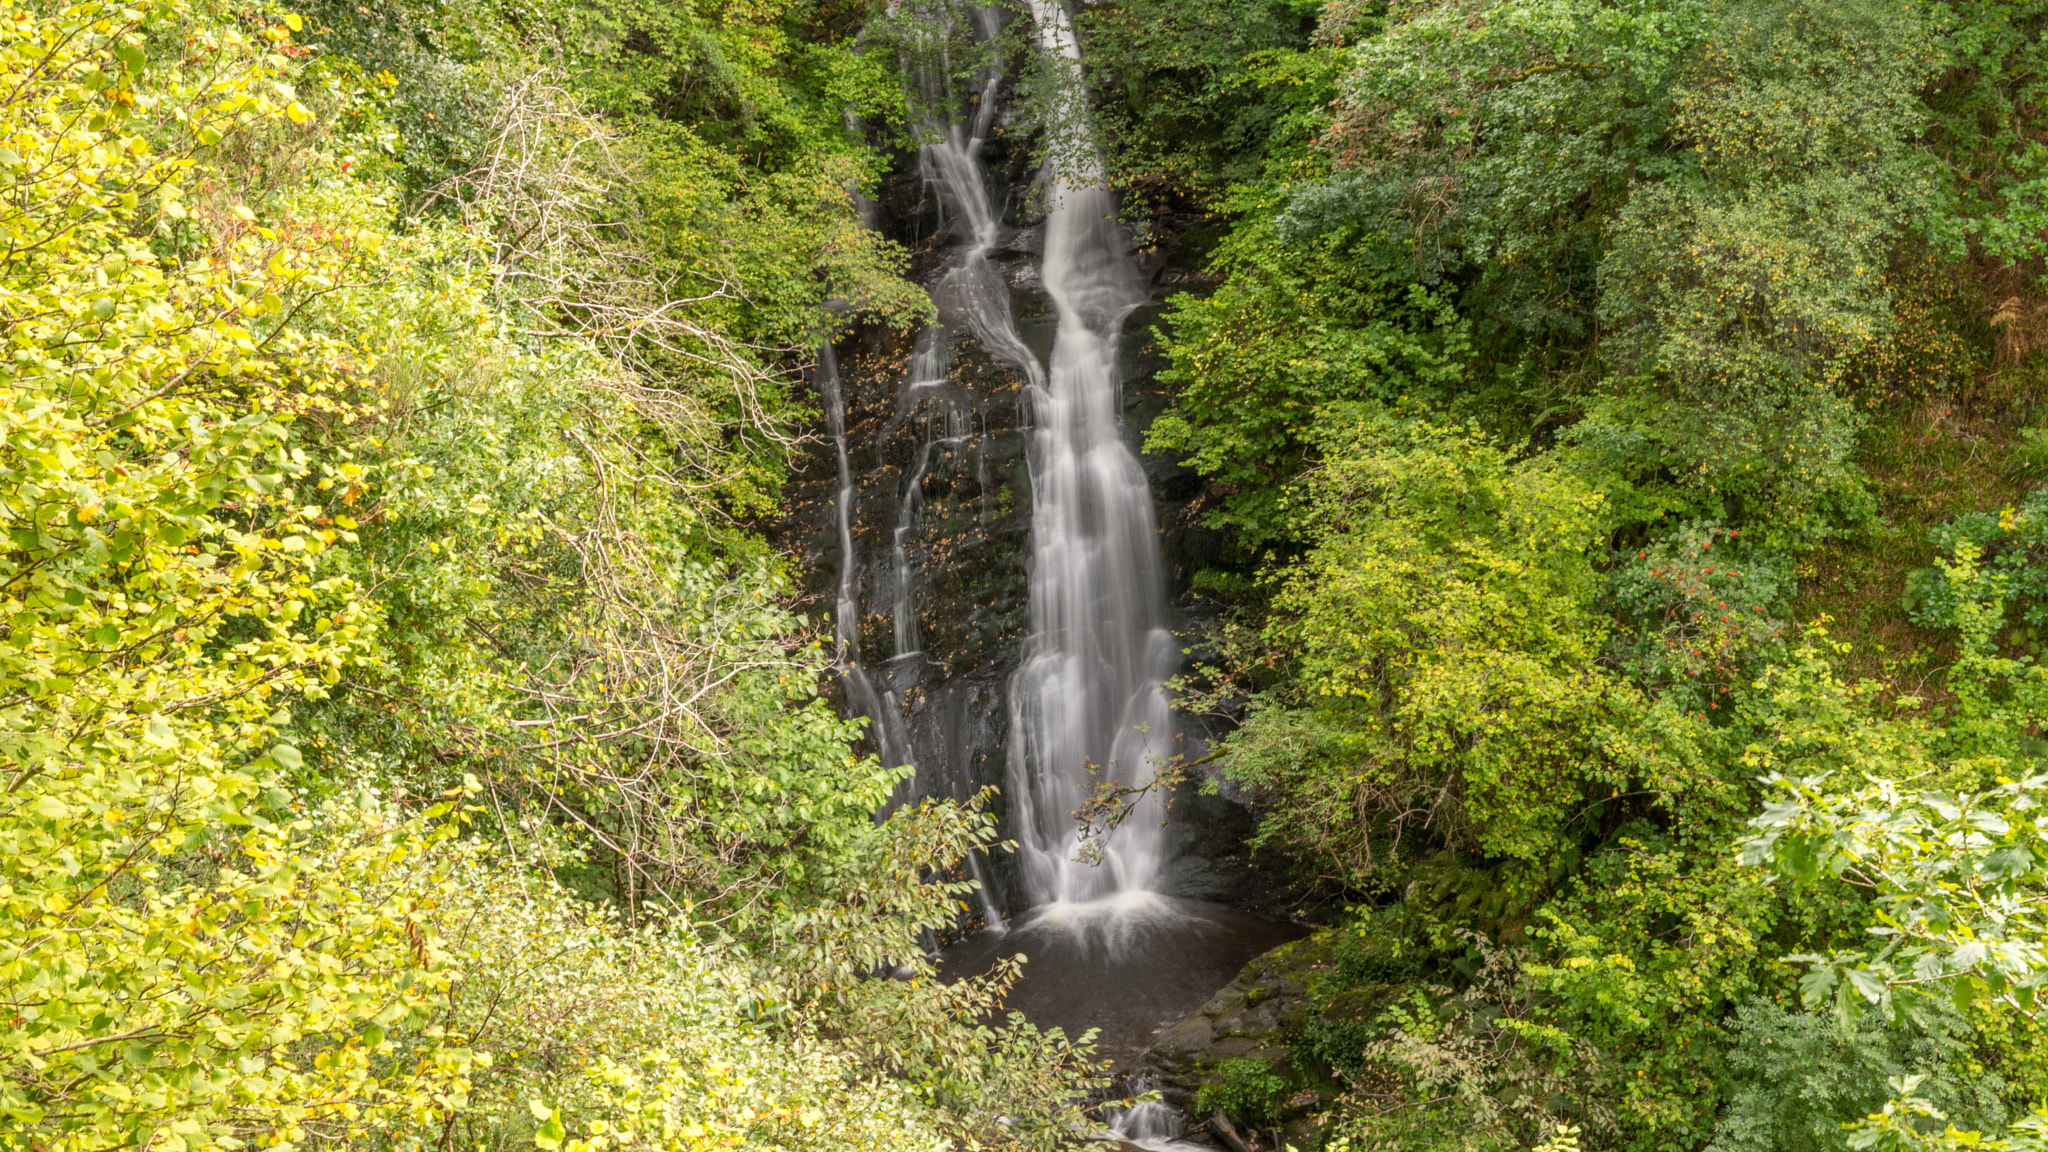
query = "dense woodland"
xmin=8 ymin=0 xmax=2048 ymax=1149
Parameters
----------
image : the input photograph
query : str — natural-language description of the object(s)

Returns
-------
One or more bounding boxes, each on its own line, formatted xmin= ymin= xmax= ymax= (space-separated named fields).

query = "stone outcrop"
xmin=1148 ymin=932 xmax=1333 ymax=1092
xmin=1144 ymin=928 xmax=1398 ymax=1150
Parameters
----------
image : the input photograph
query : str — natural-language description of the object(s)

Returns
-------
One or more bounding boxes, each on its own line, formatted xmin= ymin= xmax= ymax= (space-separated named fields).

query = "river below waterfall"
xmin=940 ymin=895 xmax=1308 ymax=1066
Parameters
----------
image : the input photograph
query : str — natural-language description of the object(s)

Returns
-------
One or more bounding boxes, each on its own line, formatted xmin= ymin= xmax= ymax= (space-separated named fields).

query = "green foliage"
xmin=1194 ymin=1056 xmax=1292 ymax=1128
xmin=1710 ymin=998 xmax=2006 ymax=1152
xmin=0 ymin=1 xmax=1098 ymax=1148
xmin=305 ymin=0 xmax=923 ymax=363
xmin=4 ymin=782 xmax=483 ymax=1147
xmin=1146 ymin=216 xmax=1471 ymax=546
xmin=1304 ymin=0 xmax=1706 ymax=324
xmin=1920 ymin=0 xmax=2048 ymax=265
xmin=1077 ymin=0 xmax=1329 ymax=202
xmin=1739 ymin=651 xmax=2048 ymax=1026
xmin=1602 ymin=522 xmax=1792 ymax=705
xmin=0 ymin=4 xmax=488 ymax=1142
xmin=1730 ymin=566 xmax=2048 ymax=1146
xmin=1216 ymin=407 xmax=1630 ymax=880
xmin=1908 ymin=491 xmax=2048 ymax=634
xmin=1587 ymin=1 xmax=1937 ymax=545
xmin=1334 ymin=945 xmax=1603 ymax=1151
xmin=1169 ymin=0 xmax=1969 ymax=555
xmin=305 ymin=257 xmax=933 ymax=936
xmin=1732 ymin=722 xmax=2048 ymax=1148
xmin=394 ymin=836 xmax=1101 ymax=1152
xmin=1519 ymin=820 xmax=1824 ymax=1146
xmin=1333 ymin=912 xmax=1428 ymax=985
xmin=1146 ymin=0 xmax=2048 ymax=1148
xmin=1844 ymin=1077 xmax=2048 ymax=1152
xmin=302 ymin=0 xmax=897 ymax=181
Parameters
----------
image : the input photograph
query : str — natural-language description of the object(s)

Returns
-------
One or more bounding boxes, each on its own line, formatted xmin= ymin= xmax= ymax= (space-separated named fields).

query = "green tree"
xmin=0 ymin=3 xmax=1101 ymax=1148
xmin=0 ymin=3 xmax=488 ymax=1143
xmin=1735 ymin=556 xmax=2048 ymax=1147
xmin=1147 ymin=214 xmax=1471 ymax=547
xmin=1213 ymin=407 xmax=1631 ymax=883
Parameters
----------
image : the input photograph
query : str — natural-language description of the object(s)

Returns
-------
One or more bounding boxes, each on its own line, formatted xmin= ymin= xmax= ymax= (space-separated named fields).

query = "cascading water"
xmin=933 ymin=0 xmax=1307 ymax=1073
xmin=1102 ymin=1097 xmax=1208 ymax=1152
xmin=891 ymin=57 xmax=1041 ymax=665
xmin=1003 ymin=0 xmax=1177 ymax=910
xmin=842 ymin=5 xmax=1043 ymax=930
xmin=915 ymin=77 xmax=1042 ymax=383
xmin=877 ymin=325 xmax=1009 ymax=930
xmin=886 ymin=330 xmax=949 ymax=659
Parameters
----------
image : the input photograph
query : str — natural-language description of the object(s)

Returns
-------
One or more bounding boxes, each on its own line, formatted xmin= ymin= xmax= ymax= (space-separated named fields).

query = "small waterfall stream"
xmin=819 ymin=345 xmax=914 ymax=774
xmin=1104 ymin=1098 xmax=1204 ymax=1151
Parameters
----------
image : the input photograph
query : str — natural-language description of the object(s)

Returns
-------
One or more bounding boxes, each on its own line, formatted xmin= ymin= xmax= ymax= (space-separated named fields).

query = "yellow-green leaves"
xmin=1 ymin=790 xmax=485 ymax=1148
xmin=0 ymin=3 xmax=487 ymax=1147
xmin=1218 ymin=407 xmax=1628 ymax=878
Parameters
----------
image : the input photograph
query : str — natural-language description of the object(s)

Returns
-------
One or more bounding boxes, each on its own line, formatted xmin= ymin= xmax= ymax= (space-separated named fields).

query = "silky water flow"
xmin=895 ymin=24 xmax=1048 ymax=931
xmin=1002 ymin=5 xmax=1175 ymax=914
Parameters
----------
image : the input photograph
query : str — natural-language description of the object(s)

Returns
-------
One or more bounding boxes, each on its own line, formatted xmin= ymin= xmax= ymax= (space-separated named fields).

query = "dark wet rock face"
xmin=767 ymin=123 xmax=1047 ymax=919
xmin=1144 ymin=930 xmax=1372 ymax=1149
xmin=1149 ymin=933 xmax=1333 ymax=1082
xmin=832 ymin=318 xmax=1038 ymax=680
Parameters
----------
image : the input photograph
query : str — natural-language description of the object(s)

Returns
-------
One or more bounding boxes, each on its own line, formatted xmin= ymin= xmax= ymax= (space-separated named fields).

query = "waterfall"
xmin=832 ymin=0 xmax=1179 ymax=931
xmin=887 ymin=329 xmax=948 ymax=659
xmin=1102 ymin=1098 xmax=1210 ymax=1152
xmin=821 ymin=344 xmax=860 ymax=657
xmin=918 ymin=93 xmax=1042 ymax=381
xmin=1005 ymin=0 xmax=1179 ymax=910
xmin=793 ymin=4 xmax=1334 ymax=1084
xmin=887 ymin=6 xmax=1045 ymax=671
xmin=818 ymin=345 xmax=913 ymax=774
xmin=860 ymin=0 xmax=1313 ymax=1071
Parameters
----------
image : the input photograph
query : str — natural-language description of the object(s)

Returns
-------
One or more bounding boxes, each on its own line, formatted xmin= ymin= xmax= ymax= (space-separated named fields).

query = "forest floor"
xmin=1795 ymin=371 xmax=2046 ymax=695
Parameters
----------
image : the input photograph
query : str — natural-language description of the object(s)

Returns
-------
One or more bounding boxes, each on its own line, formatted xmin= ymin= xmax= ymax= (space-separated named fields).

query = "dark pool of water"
xmin=939 ymin=891 xmax=1310 ymax=1065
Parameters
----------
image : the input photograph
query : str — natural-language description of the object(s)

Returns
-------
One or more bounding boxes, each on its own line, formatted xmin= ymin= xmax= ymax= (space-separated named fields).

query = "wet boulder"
xmin=1143 ymin=928 xmax=1402 ymax=1148
xmin=1146 ymin=933 xmax=1329 ymax=1101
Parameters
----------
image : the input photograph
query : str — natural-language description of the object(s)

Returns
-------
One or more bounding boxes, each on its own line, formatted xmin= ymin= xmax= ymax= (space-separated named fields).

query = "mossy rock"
xmin=1145 ymin=930 xmax=1349 ymax=1119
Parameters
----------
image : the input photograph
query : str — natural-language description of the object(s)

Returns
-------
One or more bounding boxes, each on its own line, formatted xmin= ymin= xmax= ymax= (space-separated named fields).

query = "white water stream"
xmin=871 ymin=0 xmax=1177 ymax=921
xmin=819 ymin=345 xmax=914 ymax=775
xmin=1005 ymin=0 xmax=1178 ymax=913
xmin=1103 ymin=1099 xmax=1203 ymax=1151
xmin=896 ymin=43 xmax=1041 ymax=669
xmin=896 ymin=11 xmax=1064 ymax=934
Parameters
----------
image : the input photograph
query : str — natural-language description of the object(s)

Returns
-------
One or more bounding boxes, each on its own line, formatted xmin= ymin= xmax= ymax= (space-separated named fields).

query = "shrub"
xmin=1709 ymin=998 xmax=2006 ymax=1152
xmin=1906 ymin=489 xmax=2048 ymax=633
xmin=1196 ymin=1057 xmax=1293 ymax=1127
